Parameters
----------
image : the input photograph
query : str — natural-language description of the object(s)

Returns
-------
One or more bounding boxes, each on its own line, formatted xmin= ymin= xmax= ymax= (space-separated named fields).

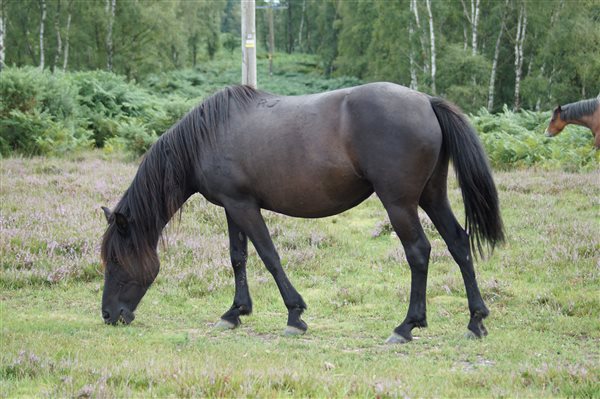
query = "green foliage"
xmin=105 ymin=120 xmax=158 ymax=158
xmin=1 ymin=55 xmax=597 ymax=171
xmin=437 ymin=45 xmax=491 ymax=112
xmin=0 ymin=67 xmax=92 ymax=156
xmin=471 ymin=106 xmax=599 ymax=171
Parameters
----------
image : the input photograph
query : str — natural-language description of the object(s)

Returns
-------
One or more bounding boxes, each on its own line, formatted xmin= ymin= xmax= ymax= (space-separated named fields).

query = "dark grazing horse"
xmin=545 ymin=97 xmax=600 ymax=148
xmin=100 ymin=83 xmax=504 ymax=343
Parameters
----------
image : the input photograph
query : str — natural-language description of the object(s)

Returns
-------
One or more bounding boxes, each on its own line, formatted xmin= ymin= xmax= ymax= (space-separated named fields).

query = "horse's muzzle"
xmin=103 ymin=308 xmax=135 ymax=325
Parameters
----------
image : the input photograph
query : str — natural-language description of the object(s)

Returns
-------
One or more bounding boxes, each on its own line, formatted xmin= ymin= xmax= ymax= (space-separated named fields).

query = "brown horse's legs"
xmin=383 ymin=204 xmax=431 ymax=343
xmin=217 ymin=212 xmax=253 ymax=329
xmin=421 ymin=199 xmax=489 ymax=338
xmin=223 ymin=201 xmax=307 ymax=334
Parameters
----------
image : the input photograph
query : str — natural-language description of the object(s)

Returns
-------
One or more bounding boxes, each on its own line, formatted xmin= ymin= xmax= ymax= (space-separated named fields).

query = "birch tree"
xmin=106 ymin=0 xmax=116 ymax=72
xmin=62 ymin=2 xmax=71 ymax=71
xmin=408 ymin=0 xmax=418 ymax=90
xmin=487 ymin=0 xmax=509 ymax=110
xmin=297 ymin=0 xmax=306 ymax=51
xmin=0 ymin=0 xmax=5 ymax=71
xmin=425 ymin=0 xmax=436 ymax=94
xmin=513 ymin=1 xmax=527 ymax=111
xmin=39 ymin=0 xmax=46 ymax=69
xmin=460 ymin=0 xmax=480 ymax=55
xmin=411 ymin=0 xmax=429 ymax=76
xmin=52 ymin=0 xmax=61 ymax=72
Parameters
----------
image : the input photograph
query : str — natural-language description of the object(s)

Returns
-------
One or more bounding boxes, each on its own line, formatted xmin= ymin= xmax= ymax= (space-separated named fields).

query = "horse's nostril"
xmin=102 ymin=310 xmax=110 ymax=320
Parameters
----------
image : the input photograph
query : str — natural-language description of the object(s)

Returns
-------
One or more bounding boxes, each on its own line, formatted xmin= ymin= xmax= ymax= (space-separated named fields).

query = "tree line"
xmin=1 ymin=0 xmax=599 ymax=113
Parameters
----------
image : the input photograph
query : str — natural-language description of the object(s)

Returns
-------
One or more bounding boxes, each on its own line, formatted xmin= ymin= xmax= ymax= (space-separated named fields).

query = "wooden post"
xmin=268 ymin=4 xmax=274 ymax=76
xmin=241 ymin=0 xmax=257 ymax=88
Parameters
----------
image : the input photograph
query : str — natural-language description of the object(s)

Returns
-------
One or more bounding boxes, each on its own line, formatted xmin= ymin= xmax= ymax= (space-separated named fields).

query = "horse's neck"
xmin=569 ymin=112 xmax=598 ymax=133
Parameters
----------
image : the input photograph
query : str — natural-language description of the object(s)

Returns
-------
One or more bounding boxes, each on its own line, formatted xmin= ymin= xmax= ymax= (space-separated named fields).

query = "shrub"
xmin=470 ymin=106 xmax=599 ymax=171
xmin=0 ymin=67 xmax=92 ymax=156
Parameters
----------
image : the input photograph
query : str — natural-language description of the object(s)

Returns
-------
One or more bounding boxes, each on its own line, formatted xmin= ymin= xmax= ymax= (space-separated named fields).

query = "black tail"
xmin=429 ymin=97 xmax=505 ymax=257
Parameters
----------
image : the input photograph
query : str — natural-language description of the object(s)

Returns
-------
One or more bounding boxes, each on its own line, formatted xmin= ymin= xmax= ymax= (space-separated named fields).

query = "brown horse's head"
xmin=545 ymin=105 xmax=568 ymax=137
xmin=100 ymin=206 xmax=159 ymax=325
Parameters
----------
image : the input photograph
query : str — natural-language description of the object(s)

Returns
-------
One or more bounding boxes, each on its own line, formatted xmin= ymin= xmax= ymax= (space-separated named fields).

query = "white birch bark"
xmin=39 ymin=0 xmax=46 ymax=70
xmin=409 ymin=0 xmax=418 ymax=90
xmin=106 ymin=0 xmax=116 ymax=72
xmin=425 ymin=0 xmax=436 ymax=94
xmin=471 ymin=0 xmax=480 ymax=55
xmin=411 ymin=0 xmax=429 ymax=75
xmin=63 ymin=10 xmax=71 ymax=71
xmin=53 ymin=0 xmax=62 ymax=72
xmin=513 ymin=2 xmax=527 ymax=111
xmin=487 ymin=0 xmax=509 ymax=111
xmin=0 ymin=1 xmax=5 ymax=71
xmin=298 ymin=0 xmax=306 ymax=51
xmin=460 ymin=0 xmax=480 ymax=55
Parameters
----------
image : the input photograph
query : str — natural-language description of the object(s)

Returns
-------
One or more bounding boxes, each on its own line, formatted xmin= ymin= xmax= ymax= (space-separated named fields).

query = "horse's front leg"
xmin=223 ymin=200 xmax=307 ymax=335
xmin=216 ymin=212 xmax=253 ymax=329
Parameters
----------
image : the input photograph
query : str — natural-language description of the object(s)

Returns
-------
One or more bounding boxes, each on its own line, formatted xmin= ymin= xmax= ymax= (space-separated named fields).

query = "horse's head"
xmin=545 ymin=105 xmax=567 ymax=137
xmin=100 ymin=206 xmax=159 ymax=325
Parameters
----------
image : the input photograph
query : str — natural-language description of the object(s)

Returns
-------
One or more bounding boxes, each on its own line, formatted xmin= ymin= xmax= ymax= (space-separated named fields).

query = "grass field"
xmin=1 ymin=152 xmax=599 ymax=397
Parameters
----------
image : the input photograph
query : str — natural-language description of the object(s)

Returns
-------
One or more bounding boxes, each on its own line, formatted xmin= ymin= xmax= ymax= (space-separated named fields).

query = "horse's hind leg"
xmin=222 ymin=200 xmax=307 ymax=335
xmin=420 ymin=180 xmax=489 ymax=338
xmin=380 ymin=202 xmax=432 ymax=344
xmin=216 ymin=212 xmax=253 ymax=329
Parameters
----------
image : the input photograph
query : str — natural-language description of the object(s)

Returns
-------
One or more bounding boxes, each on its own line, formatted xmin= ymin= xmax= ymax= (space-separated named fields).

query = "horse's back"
xmin=200 ymin=83 xmax=443 ymax=217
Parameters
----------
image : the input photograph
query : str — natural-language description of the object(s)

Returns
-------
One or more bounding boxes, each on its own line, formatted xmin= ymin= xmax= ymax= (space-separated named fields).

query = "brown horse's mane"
xmin=559 ymin=98 xmax=599 ymax=121
xmin=101 ymin=85 xmax=260 ymax=280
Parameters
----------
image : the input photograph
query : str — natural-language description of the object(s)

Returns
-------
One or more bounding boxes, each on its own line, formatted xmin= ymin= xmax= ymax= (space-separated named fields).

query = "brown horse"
xmin=545 ymin=97 xmax=600 ymax=148
xmin=100 ymin=83 xmax=504 ymax=344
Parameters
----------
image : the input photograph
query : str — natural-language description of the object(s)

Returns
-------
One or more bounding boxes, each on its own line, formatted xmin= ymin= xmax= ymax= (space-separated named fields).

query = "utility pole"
xmin=241 ymin=0 xmax=257 ymax=88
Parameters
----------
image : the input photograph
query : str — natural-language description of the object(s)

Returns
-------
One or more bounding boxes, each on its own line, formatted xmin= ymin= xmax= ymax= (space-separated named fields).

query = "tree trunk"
xmin=0 ymin=0 xmax=5 ymax=71
xmin=62 ymin=6 xmax=71 ymax=71
xmin=513 ymin=1 xmax=527 ymax=112
xmin=409 ymin=0 xmax=418 ymax=90
xmin=268 ymin=4 xmax=274 ymax=76
xmin=487 ymin=0 xmax=509 ymax=111
xmin=39 ymin=0 xmax=46 ymax=70
xmin=286 ymin=1 xmax=293 ymax=53
xmin=425 ymin=0 xmax=436 ymax=95
xmin=298 ymin=0 xmax=306 ymax=51
xmin=460 ymin=0 xmax=480 ymax=55
xmin=471 ymin=0 xmax=480 ymax=55
xmin=412 ymin=0 xmax=429 ymax=75
xmin=52 ymin=0 xmax=62 ymax=72
xmin=106 ymin=0 xmax=116 ymax=72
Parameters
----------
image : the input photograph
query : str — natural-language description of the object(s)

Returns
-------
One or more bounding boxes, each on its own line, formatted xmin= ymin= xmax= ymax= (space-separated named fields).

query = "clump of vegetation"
xmin=471 ymin=106 xmax=599 ymax=172
xmin=1 ymin=55 xmax=598 ymax=170
xmin=0 ymin=67 xmax=93 ymax=156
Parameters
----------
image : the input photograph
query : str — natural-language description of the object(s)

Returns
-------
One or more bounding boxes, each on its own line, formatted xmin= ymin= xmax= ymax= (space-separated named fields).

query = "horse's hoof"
xmin=215 ymin=319 xmax=237 ymax=330
xmin=283 ymin=325 xmax=306 ymax=336
xmin=465 ymin=330 xmax=481 ymax=340
xmin=385 ymin=332 xmax=411 ymax=344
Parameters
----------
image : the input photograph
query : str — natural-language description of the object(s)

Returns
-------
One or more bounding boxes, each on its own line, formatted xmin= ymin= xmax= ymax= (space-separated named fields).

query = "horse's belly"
xmin=256 ymin=171 xmax=373 ymax=218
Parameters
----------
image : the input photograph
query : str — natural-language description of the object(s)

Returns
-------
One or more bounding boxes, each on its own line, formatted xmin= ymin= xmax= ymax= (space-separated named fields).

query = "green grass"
xmin=1 ymin=152 xmax=599 ymax=397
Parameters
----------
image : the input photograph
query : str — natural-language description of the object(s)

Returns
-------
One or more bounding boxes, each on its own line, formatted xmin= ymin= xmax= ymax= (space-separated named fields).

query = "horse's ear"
xmin=557 ymin=105 xmax=562 ymax=113
xmin=101 ymin=206 xmax=112 ymax=223
xmin=113 ymin=212 xmax=129 ymax=235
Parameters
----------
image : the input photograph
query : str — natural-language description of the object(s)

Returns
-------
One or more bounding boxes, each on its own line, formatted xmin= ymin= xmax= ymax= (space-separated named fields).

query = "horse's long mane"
xmin=101 ymin=85 xmax=260 ymax=280
xmin=560 ymin=98 xmax=599 ymax=121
